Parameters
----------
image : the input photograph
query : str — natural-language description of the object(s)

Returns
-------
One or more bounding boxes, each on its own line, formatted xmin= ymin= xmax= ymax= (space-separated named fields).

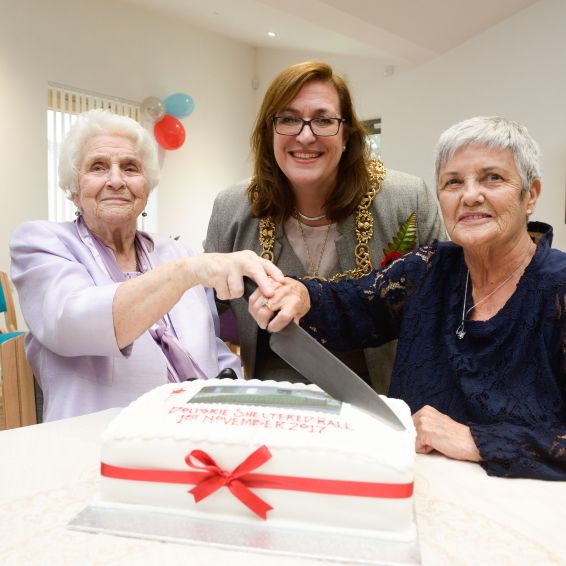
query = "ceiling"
xmin=122 ymin=0 xmax=539 ymax=66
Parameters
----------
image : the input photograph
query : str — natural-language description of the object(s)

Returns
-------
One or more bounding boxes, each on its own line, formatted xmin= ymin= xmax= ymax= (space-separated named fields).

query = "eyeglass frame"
xmin=272 ymin=116 xmax=347 ymax=137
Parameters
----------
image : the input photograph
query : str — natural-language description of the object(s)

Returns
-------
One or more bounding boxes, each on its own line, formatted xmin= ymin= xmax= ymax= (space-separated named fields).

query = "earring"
xmin=75 ymin=209 xmax=81 ymax=217
xmin=142 ymin=211 xmax=148 ymax=217
xmin=342 ymin=145 xmax=346 ymax=152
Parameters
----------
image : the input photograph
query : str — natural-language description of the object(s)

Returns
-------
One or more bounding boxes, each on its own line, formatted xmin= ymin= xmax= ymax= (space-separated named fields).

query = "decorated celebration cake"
xmin=98 ymin=379 xmax=416 ymax=540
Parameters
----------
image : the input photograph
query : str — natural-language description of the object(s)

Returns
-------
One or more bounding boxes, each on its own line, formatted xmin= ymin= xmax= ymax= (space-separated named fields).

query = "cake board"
xmin=69 ymin=504 xmax=421 ymax=565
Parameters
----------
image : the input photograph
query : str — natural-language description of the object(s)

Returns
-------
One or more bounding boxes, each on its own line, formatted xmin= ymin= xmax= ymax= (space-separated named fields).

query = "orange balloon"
xmin=154 ymin=115 xmax=186 ymax=150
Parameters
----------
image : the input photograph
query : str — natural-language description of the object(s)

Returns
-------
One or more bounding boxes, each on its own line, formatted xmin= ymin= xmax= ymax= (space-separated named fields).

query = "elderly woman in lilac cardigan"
xmin=10 ymin=110 xmax=282 ymax=421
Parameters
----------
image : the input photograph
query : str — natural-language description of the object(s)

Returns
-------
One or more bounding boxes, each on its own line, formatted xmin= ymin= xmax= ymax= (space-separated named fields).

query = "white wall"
xmin=0 ymin=0 xmax=256 ymax=285
xmin=256 ymin=0 xmax=566 ymax=251
xmin=254 ymin=48 xmax=391 ymax=119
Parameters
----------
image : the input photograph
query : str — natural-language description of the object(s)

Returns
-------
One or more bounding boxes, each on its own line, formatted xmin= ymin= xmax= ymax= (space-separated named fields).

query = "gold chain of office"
xmin=255 ymin=159 xmax=385 ymax=282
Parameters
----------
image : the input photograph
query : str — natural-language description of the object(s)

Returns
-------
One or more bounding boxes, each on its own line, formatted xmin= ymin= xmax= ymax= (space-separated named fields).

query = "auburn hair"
xmin=248 ymin=61 xmax=370 ymax=222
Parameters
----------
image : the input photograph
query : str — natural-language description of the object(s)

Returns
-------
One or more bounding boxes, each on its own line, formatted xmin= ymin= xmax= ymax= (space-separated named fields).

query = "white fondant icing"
xmin=99 ymin=379 xmax=416 ymax=540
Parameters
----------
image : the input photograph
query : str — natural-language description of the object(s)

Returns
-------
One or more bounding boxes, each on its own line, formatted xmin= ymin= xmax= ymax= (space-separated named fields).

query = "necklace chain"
xmin=455 ymin=260 xmax=528 ymax=340
xmin=256 ymin=159 xmax=385 ymax=282
xmin=296 ymin=209 xmax=327 ymax=222
xmin=295 ymin=215 xmax=331 ymax=278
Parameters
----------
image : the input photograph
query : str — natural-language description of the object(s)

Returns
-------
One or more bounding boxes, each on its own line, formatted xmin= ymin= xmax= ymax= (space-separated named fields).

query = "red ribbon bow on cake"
xmin=186 ymin=445 xmax=274 ymax=519
xmin=100 ymin=446 xmax=413 ymax=520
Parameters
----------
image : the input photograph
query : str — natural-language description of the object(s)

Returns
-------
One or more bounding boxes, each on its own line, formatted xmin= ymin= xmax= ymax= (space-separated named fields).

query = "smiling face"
xmin=272 ymin=80 xmax=345 ymax=199
xmin=437 ymin=144 xmax=540 ymax=251
xmin=74 ymin=134 xmax=149 ymax=239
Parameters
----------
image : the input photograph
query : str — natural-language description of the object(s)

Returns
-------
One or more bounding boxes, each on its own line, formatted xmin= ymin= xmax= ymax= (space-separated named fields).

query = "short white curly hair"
xmin=435 ymin=116 xmax=541 ymax=193
xmin=58 ymin=109 xmax=159 ymax=198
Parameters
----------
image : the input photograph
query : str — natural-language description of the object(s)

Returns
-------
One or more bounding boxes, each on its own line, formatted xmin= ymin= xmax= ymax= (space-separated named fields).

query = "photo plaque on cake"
xmin=187 ymin=384 xmax=342 ymax=414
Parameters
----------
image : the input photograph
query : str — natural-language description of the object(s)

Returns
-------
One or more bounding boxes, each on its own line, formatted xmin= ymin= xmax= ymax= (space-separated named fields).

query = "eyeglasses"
xmin=272 ymin=116 xmax=346 ymax=137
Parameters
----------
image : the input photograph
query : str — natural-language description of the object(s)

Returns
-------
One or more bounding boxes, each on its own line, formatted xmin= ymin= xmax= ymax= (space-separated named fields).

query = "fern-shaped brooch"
xmin=381 ymin=212 xmax=417 ymax=267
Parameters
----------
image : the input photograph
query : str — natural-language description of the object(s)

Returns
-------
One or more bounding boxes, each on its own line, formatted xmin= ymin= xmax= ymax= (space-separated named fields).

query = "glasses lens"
xmin=311 ymin=118 xmax=340 ymax=136
xmin=275 ymin=116 xmax=303 ymax=135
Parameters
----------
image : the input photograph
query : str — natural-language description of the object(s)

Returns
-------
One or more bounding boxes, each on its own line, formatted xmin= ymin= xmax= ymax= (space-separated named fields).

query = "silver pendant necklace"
xmin=295 ymin=215 xmax=331 ymax=278
xmin=295 ymin=209 xmax=327 ymax=222
xmin=455 ymin=264 xmax=524 ymax=340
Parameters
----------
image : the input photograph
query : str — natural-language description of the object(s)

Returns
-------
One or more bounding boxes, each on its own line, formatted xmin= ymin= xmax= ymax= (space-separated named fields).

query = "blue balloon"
xmin=163 ymin=93 xmax=194 ymax=119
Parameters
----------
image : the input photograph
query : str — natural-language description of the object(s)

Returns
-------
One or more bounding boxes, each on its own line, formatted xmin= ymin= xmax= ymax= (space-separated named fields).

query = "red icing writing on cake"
xmin=168 ymin=405 xmax=353 ymax=434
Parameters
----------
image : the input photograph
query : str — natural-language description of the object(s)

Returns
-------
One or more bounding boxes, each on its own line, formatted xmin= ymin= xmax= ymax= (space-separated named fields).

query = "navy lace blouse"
xmin=300 ymin=222 xmax=566 ymax=480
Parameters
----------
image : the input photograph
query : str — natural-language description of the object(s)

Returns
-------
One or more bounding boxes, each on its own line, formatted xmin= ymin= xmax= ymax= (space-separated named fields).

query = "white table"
xmin=1 ymin=410 xmax=564 ymax=565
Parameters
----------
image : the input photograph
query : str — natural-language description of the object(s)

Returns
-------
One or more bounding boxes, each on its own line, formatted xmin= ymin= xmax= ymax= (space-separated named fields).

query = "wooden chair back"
xmin=1 ymin=333 xmax=37 ymax=429
xmin=0 ymin=271 xmax=18 ymax=333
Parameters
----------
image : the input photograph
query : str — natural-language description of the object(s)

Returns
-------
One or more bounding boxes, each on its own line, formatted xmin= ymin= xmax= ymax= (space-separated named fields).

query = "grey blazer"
xmin=204 ymin=168 xmax=447 ymax=392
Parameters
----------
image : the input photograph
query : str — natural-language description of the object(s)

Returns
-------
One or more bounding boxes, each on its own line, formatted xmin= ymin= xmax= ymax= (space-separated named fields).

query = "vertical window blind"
xmin=47 ymin=83 xmax=157 ymax=231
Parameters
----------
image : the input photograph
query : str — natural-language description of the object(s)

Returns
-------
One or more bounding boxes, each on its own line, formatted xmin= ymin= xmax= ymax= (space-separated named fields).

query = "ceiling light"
xmin=267 ymin=31 xmax=276 ymax=37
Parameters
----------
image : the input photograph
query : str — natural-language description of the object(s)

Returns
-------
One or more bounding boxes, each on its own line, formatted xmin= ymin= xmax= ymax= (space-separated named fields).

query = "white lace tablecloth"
xmin=0 ymin=409 xmax=564 ymax=565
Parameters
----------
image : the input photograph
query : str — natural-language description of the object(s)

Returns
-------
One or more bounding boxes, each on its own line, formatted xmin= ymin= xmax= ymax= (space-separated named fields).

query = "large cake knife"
xmin=268 ymin=323 xmax=405 ymax=431
xmin=239 ymin=280 xmax=405 ymax=431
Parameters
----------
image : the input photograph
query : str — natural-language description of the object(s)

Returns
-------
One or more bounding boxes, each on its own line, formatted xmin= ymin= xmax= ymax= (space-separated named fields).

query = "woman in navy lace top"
xmin=249 ymin=116 xmax=566 ymax=480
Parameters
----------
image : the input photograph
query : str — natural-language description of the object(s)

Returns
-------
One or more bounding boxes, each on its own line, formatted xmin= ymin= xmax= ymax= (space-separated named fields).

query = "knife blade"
xmin=268 ymin=324 xmax=405 ymax=431
xmin=238 ymin=278 xmax=405 ymax=430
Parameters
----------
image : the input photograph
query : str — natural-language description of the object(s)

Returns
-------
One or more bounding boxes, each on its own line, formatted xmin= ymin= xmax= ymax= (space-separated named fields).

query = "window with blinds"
xmin=47 ymin=83 xmax=157 ymax=231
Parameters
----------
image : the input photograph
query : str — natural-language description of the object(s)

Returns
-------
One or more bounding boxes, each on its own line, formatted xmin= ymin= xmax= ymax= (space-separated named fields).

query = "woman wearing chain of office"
xmin=204 ymin=61 xmax=446 ymax=391
xmin=250 ymin=116 xmax=566 ymax=480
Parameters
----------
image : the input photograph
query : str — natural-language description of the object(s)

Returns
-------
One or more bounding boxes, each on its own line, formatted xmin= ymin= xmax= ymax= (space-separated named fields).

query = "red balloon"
xmin=154 ymin=115 xmax=186 ymax=150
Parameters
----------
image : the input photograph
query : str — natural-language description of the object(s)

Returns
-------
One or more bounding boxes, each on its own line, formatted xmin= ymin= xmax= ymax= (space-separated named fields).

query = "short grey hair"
xmin=58 ymin=109 xmax=160 ymax=197
xmin=435 ymin=116 xmax=541 ymax=192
